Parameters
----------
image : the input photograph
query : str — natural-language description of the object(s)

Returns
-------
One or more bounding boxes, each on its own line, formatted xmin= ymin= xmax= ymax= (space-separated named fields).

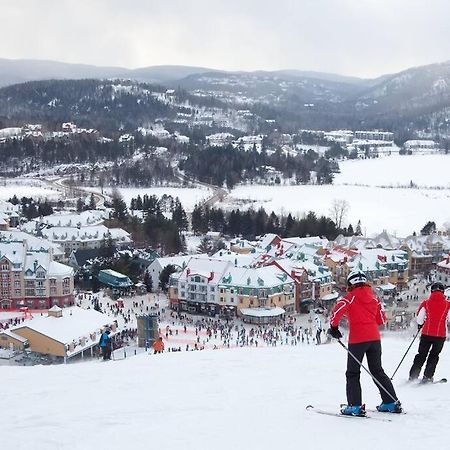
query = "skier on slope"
xmin=328 ymin=270 xmax=402 ymax=416
xmin=314 ymin=315 xmax=323 ymax=345
xmin=99 ymin=329 xmax=112 ymax=360
xmin=409 ymin=282 xmax=450 ymax=383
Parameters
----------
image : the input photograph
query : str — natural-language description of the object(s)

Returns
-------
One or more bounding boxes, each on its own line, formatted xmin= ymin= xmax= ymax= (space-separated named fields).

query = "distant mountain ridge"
xmin=0 ymin=58 xmax=450 ymax=136
xmin=0 ymin=58 xmax=217 ymax=87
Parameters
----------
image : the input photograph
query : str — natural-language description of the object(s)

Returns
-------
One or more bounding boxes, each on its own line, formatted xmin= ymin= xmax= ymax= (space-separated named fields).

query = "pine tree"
xmin=197 ymin=237 xmax=212 ymax=255
xmin=76 ymin=198 xmax=84 ymax=213
xmin=89 ymin=193 xmax=96 ymax=210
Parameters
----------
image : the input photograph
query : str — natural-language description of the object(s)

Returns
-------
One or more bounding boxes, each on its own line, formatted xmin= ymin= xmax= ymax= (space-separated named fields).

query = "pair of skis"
xmin=306 ymin=405 xmax=397 ymax=422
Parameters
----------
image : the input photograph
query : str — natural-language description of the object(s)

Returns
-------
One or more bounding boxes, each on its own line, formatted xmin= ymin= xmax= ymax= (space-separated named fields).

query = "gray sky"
xmin=2 ymin=0 xmax=450 ymax=78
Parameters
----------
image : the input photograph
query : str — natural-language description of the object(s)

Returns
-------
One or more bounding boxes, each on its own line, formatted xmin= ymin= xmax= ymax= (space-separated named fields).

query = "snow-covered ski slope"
xmin=2 ymin=335 xmax=449 ymax=450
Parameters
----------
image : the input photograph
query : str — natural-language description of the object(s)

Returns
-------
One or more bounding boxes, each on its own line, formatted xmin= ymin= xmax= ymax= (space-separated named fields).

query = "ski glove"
xmin=418 ymin=324 xmax=423 ymax=331
xmin=328 ymin=327 xmax=342 ymax=339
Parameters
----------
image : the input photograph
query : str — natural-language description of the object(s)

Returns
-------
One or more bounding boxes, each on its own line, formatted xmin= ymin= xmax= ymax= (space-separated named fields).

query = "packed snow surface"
xmin=224 ymin=155 xmax=450 ymax=235
xmin=2 ymin=335 xmax=449 ymax=449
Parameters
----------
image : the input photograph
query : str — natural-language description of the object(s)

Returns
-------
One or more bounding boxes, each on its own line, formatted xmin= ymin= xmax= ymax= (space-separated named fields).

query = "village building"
xmin=0 ymin=241 xmax=74 ymax=310
xmin=146 ymin=254 xmax=207 ymax=292
xmin=97 ymin=269 xmax=133 ymax=292
xmin=7 ymin=306 xmax=118 ymax=363
xmin=435 ymin=255 xmax=450 ymax=287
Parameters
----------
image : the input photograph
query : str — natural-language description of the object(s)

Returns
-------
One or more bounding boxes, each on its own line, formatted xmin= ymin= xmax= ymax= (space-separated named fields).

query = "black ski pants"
xmin=346 ymin=340 xmax=397 ymax=406
xmin=409 ymin=335 xmax=445 ymax=380
xmin=316 ymin=330 xmax=322 ymax=345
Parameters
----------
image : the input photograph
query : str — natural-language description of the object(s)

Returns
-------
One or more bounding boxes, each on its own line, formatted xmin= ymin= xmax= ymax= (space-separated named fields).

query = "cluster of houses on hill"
xmin=153 ymin=231 xmax=450 ymax=321
xmin=0 ymin=203 xmax=132 ymax=310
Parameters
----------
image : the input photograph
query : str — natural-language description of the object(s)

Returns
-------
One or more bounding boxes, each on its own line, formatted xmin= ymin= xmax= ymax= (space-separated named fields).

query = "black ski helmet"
xmin=430 ymin=282 xmax=445 ymax=293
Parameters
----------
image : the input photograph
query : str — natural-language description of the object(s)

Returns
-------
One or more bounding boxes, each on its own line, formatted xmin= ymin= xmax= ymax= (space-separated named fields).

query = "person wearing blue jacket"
xmin=99 ymin=329 xmax=112 ymax=360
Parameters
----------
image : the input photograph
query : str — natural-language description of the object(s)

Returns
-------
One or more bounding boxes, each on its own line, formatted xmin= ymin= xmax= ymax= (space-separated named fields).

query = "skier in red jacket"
xmin=409 ymin=282 xmax=450 ymax=383
xmin=328 ymin=270 xmax=401 ymax=415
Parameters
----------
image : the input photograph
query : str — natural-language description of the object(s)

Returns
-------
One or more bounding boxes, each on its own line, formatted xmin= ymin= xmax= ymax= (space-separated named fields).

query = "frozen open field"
xmin=335 ymin=154 xmax=450 ymax=188
xmin=222 ymin=154 xmax=450 ymax=236
xmin=0 ymin=179 xmax=61 ymax=201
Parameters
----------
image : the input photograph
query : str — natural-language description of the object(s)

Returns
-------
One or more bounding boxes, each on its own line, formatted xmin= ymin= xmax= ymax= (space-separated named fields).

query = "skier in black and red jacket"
xmin=409 ymin=281 xmax=450 ymax=383
xmin=328 ymin=269 xmax=402 ymax=416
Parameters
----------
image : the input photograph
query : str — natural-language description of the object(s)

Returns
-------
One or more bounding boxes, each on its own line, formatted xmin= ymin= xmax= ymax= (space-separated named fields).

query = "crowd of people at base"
xmin=158 ymin=310 xmax=329 ymax=350
xmin=0 ymin=316 xmax=25 ymax=329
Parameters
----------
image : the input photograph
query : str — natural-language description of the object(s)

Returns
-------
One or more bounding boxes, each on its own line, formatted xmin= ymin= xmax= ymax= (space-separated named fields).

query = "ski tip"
xmin=306 ymin=405 xmax=314 ymax=410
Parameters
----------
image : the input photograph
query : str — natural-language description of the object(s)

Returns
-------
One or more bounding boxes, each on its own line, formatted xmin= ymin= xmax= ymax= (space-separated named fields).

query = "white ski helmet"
xmin=347 ymin=270 xmax=367 ymax=286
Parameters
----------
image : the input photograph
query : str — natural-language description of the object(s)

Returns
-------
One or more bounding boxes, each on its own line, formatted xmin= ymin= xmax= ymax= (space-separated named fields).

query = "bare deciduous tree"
xmin=330 ymin=199 xmax=349 ymax=229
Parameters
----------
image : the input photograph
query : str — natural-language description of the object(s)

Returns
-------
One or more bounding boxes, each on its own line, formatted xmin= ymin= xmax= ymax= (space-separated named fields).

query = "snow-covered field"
xmin=222 ymin=155 xmax=450 ymax=236
xmin=335 ymin=154 xmax=450 ymax=188
xmin=1 ymin=334 xmax=447 ymax=450
xmin=0 ymin=179 xmax=61 ymax=201
xmin=98 ymin=186 xmax=212 ymax=211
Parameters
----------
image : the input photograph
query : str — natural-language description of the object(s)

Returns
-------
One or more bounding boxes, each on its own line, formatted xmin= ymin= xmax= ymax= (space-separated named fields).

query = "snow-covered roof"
xmin=0 ymin=329 xmax=28 ymax=343
xmin=13 ymin=307 xmax=114 ymax=346
xmin=240 ymin=307 xmax=285 ymax=317
xmin=218 ymin=265 xmax=294 ymax=289
xmin=48 ymin=261 xmax=73 ymax=277
xmin=283 ymin=236 xmax=328 ymax=247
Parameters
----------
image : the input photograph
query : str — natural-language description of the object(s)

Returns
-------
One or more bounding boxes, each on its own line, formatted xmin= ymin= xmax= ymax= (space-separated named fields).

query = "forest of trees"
xmin=180 ymin=145 xmax=337 ymax=189
xmin=190 ymin=204 xmax=350 ymax=241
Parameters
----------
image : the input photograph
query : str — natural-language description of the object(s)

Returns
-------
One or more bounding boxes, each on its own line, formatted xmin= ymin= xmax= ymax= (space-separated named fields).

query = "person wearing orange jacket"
xmin=328 ymin=270 xmax=402 ymax=416
xmin=409 ymin=282 xmax=450 ymax=383
xmin=153 ymin=337 xmax=165 ymax=354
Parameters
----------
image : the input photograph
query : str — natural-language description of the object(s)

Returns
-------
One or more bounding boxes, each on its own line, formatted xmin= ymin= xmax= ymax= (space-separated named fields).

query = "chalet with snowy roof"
xmin=0 ymin=241 xmax=74 ymax=310
xmin=146 ymin=254 xmax=207 ymax=293
xmin=333 ymin=231 xmax=402 ymax=251
xmin=0 ymin=329 xmax=29 ymax=351
xmin=436 ymin=255 xmax=450 ymax=287
xmin=10 ymin=306 xmax=118 ymax=363
xmin=230 ymin=238 xmax=257 ymax=254
xmin=23 ymin=215 xmax=132 ymax=255
xmin=0 ymin=200 xmax=20 ymax=228
xmin=270 ymin=259 xmax=313 ymax=313
xmin=217 ymin=265 xmax=296 ymax=316
xmin=257 ymin=233 xmax=282 ymax=252
xmin=68 ymin=248 xmax=104 ymax=270
xmin=401 ymin=233 xmax=450 ymax=274
xmin=210 ymin=249 xmax=257 ymax=268
xmin=404 ymin=140 xmax=438 ymax=153
xmin=169 ymin=257 xmax=231 ymax=316
xmin=0 ymin=229 xmax=64 ymax=261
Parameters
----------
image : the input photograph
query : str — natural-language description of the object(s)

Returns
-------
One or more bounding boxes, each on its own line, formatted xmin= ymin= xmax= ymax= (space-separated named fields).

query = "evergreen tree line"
xmin=191 ymin=204 xmax=351 ymax=240
xmin=8 ymin=195 xmax=54 ymax=220
xmin=108 ymin=193 xmax=188 ymax=255
xmin=180 ymin=145 xmax=337 ymax=189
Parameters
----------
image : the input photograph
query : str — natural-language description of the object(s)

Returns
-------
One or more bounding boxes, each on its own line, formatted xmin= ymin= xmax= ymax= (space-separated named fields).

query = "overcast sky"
xmin=1 ymin=0 xmax=450 ymax=78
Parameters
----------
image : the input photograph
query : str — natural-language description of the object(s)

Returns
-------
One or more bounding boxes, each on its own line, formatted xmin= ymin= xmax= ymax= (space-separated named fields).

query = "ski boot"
xmin=420 ymin=377 xmax=433 ymax=384
xmin=376 ymin=401 xmax=403 ymax=413
xmin=341 ymin=404 xmax=366 ymax=416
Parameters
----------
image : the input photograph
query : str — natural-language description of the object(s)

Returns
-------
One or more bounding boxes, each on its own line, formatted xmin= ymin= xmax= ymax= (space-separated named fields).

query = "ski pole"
xmin=337 ymin=339 xmax=398 ymax=404
xmin=390 ymin=329 xmax=420 ymax=380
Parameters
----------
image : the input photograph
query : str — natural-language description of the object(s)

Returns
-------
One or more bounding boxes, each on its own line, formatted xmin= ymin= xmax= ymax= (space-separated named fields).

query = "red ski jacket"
xmin=417 ymin=291 xmax=450 ymax=338
xmin=330 ymin=285 xmax=386 ymax=344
